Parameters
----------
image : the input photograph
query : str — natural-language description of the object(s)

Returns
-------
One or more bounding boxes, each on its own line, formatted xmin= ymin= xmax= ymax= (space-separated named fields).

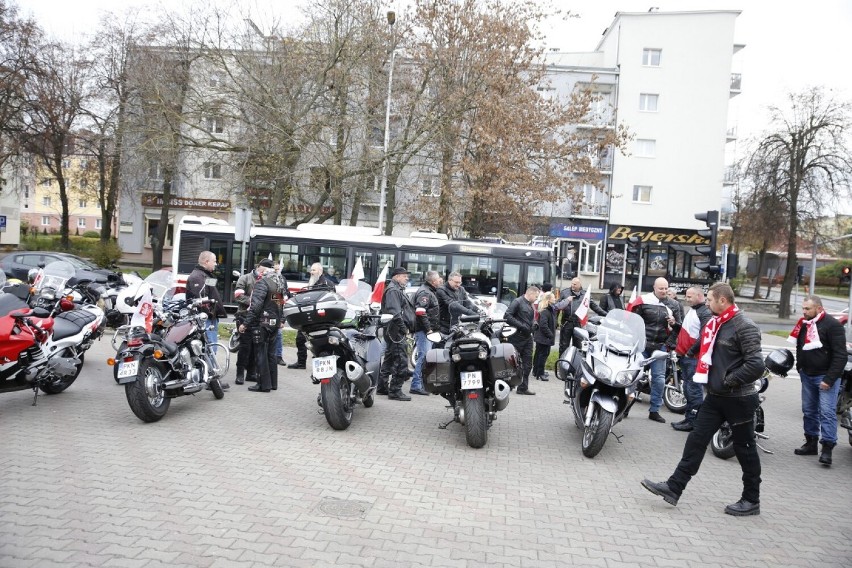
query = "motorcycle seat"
xmin=158 ymin=339 xmax=180 ymax=356
xmin=52 ymin=310 xmax=97 ymax=340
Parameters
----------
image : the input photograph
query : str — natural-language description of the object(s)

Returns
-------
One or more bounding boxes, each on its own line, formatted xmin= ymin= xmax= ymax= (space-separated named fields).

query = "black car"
xmin=0 ymin=251 xmax=118 ymax=285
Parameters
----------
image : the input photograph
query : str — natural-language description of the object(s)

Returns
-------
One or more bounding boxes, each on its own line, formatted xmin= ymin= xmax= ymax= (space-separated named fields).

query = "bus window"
xmin=377 ymin=251 xmax=396 ymax=283
xmin=526 ymin=264 xmax=545 ymax=289
xmin=501 ymin=262 xmax=521 ymax=305
xmin=254 ymin=243 xmax=299 ymax=279
xmin=403 ymin=252 xmax=447 ymax=287
xmin=303 ymin=246 xmax=347 ymax=281
xmin=452 ymin=255 xmax=498 ymax=296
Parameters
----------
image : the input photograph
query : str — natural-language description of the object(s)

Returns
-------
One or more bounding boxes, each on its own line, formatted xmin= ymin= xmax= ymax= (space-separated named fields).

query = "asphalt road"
xmin=0 ymin=331 xmax=850 ymax=567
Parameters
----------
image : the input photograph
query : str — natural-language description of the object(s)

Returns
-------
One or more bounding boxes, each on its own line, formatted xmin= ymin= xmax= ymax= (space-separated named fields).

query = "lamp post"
xmin=377 ymin=10 xmax=396 ymax=235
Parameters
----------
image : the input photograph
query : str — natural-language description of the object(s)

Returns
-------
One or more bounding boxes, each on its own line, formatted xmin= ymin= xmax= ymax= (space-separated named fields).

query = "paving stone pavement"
xmin=0 ymin=331 xmax=850 ymax=568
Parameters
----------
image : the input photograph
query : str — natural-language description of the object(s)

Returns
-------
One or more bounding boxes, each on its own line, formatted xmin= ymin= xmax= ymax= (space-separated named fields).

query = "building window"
xmin=41 ymin=178 xmax=51 ymax=187
xmin=203 ymin=162 xmax=222 ymax=180
xmin=633 ymin=185 xmax=652 ymax=203
xmin=41 ymin=216 xmax=50 ymax=226
xmin=77 ymin=218 xmax=86 ymax=228
xmin=420 ymin=175 xmax=439 ymax=197
xmin=580 ymin=241 xmax=603 ymax=273
xmin=635 ymin=139 xmax=656 ymax=158
xmin=62 ymin=159 xmax=71 ymax=169
xmin=639 ymin=93 xmax=659 ymax=112
xmin=205 ymin=116 xmax=224 ymax=134
xmin=149 ymin=162 xmax=164 ymax=181
xmin=24 ymin=188 xmax=29 ymax=199
xmin=146 ymin=218 xmax=174 ymax=248
xmin=642 ymin=48 xmax=662 ymax=66
xmin=42 ymin=196 xmax=51 ymax=206
xmin=80 ymin=178 xmax=88 ymax=188
xmin=78 ymin=199 xmax=87 ymax=208
xmin=96 ymin=219 xmax=102 ymax=229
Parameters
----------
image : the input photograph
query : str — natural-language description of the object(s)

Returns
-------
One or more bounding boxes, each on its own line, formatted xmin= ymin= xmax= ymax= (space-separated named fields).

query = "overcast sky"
xmin=22 ymin=0 xmax=852 ymax=154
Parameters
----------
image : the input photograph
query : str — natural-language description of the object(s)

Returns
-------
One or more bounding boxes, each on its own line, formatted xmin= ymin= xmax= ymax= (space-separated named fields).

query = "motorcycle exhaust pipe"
xmin=493 ymin=379 xmax=510 ymax=411
xmin=345 ymin=361 xmax=371 ymax=394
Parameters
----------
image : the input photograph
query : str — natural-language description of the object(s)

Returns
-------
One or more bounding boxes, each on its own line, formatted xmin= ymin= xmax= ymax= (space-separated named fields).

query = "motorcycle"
xmin=423 ymin=303 xmax=520 ymax=449
xmin=711 ymin=348 xmax=795 ymax=459
xmin=109 ymin=269 xmax=229 ymax=422
xmin=282 ymin=280 xmax=391 ymax=430
xmin=556 ymin=308 xmax=668 ymax=458
xmin=633 ymin=349 xmax=688 ymax=414
xmin=0 ymin=264 xmax=101 ymax=405
xmin=837 ymin=343 xmax=852 ymax=446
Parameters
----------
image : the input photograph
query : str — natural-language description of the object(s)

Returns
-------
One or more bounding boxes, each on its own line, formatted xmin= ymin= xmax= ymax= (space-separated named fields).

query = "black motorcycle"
xmin=111 ymin=272 xmax=228 ymax=422
xmin=711 ymin=348 xmax=794 ymax=459
xmin=282 ymin=280 xmax=391 ymax=430
xmin=836 ymin=343 xmax=852 ymax=446
xmin=423 ymin=304 xmax=519 ymax=448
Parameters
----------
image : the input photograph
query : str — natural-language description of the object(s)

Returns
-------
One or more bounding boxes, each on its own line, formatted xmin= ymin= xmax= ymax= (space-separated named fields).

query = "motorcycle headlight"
xmin=585 ymin=359 xmax=611 ymax=381
xmin=612 ymin=369 xmax=639 ymax=387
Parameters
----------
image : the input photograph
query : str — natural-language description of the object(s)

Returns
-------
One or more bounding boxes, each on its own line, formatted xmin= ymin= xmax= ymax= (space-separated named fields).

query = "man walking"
xmin=642 ymin=283 xmax=766 ymax=516
xmin=186 ymin=250 xmax=229 ymax=390
xmin=506 ymin=286 xmax=540 ymax=395
xmin=789 ymin=295 xmax=847 ymax=466
xmin=241 ymin=259 xmax=285 ymax=393
xmin=378 ymin=267 xmax=417 ymax=400
xmin=671 ymin=286 xmax=712 ymax=432
xmin=411 ymin=271 xmax=442 ymax=396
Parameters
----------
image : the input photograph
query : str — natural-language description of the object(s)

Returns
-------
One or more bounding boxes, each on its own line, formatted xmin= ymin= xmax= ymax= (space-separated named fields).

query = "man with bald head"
xmin=557 ymin=277 xmax=606 ymax=354
xmin=631 ymin=277 xmax=682 ymax=423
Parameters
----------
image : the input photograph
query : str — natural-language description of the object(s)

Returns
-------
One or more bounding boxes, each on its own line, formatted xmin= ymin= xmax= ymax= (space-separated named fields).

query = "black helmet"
xmin=764 ymin=348 xmax=794 ymax=376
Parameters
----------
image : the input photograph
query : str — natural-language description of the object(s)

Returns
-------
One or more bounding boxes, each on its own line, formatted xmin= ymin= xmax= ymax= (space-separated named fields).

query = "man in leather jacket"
xmin=378 ymin=267 xmax=418 ymax=400
xmin=671 ymin=286 xmax=713 ymax=431
xmin=233 ymin=263 xmax=263 ymax=385
xmin=506 ymin=286 xmax=540 ymax=395
xmin=436 ymin=271 xmax=479 ymax=334
xmin=410 ymin=271 xmax=442 ymax=396
xmin=642 ymin=282 xmax=767 ymax=517
xmin=631 ymin=277 xmax=682 ymax=423
xmin=557 ymin=278 xmax=606 ymax=354
xmin=240 ymin=259 xmax=285 ymax=393
xmin=186 ymin=251 xmax=229 ymax=389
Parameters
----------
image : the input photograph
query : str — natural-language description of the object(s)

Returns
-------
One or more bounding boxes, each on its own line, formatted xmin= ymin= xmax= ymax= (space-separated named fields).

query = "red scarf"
xmin=787 ymin=310 xmax=824 ymax=351
xmin=693 ymin=304 xmax=739 ymax=384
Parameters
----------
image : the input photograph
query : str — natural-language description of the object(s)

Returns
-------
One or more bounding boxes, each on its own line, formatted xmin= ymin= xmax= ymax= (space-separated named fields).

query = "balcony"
xmin=726 ymin=126 xmax=737 ymax=142
xmin=730 ymin=73 xmax=742 ymax=97
xmin=573 ymin=202 xmax=609 ymax=218
xmin=723 ymin=166 xmax=737 ymax=184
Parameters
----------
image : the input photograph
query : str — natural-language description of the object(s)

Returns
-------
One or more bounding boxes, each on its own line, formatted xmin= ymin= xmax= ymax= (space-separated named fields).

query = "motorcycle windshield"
xmin=336 ymin=279 xmax=372 ymax=306
xmin=143 ymin=270 xmax=176 ymax=303
xmin=35 ymin=261 xmax=76 ymax=297
xmin=595 ymin=309 xmax=646 ymax=355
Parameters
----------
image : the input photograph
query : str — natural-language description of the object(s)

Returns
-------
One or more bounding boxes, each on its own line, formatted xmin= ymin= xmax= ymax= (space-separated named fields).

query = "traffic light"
xmin=625 ymin=236 xmax=641 ymax=271
xmin=842 ymin=265 xmax=851 ymax=285
xmin=694 ymin=210 xmax=722 ymax=279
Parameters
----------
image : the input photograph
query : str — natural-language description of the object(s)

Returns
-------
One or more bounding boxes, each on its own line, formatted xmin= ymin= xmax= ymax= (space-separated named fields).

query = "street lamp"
xmin=377 ymin=10 xmax=396 ymax=235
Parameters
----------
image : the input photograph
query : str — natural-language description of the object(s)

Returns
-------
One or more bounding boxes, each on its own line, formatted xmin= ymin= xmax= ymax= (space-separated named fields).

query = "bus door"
xmin=208 ymin=238 xmax=237 ymax=304
xmin=353 ymin=248 xmax=397 ymax=288
xmin=501 ymin=261 xmax=547 ymax=306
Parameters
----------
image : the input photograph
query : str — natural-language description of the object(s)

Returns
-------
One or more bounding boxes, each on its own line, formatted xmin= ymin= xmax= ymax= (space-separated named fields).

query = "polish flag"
xmin=370 ymin=261 xmax=392 ymax=304
xmin=344 ymin=257 xmax=365 ymax=297
xmin=626 ymin=286 xmax=641 ymax=311
xmin=575 ymin=289 xmax=591 ymax=326
xmin=130 ymin=285 xmax=154 ymax=333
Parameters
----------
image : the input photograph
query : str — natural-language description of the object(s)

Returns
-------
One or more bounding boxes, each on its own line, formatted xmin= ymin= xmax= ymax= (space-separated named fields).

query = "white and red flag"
xmin=575 ymin=289 xmax=591 ymax=326
xmin=344 ymin=256 xmax=365 ymax=297
xmin=370 ymin=261 xmax=392 ymax=304
xmin=626 ymin=286 xmax=640 ymax=311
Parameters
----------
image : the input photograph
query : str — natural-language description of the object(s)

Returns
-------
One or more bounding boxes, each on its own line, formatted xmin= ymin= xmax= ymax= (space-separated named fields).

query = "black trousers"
xmin=558 ymin=317 xmax=582 ymax=354
xmin=379 ymin=331 xmax=411 ymax=392
xmin=532 ymin=342 xmax=552 ymax=377
xmin=253 ymin=326 xmax=279 ymax=390
xmin=511 ymin=336 xmax=534 ymax=391
xmin=295 ymin=331 xmax=307 ymax=364
xmin=236 ymin=326 xmax=255 ymax=375
xmin=667 ymin=393 xmax=761 ymax=503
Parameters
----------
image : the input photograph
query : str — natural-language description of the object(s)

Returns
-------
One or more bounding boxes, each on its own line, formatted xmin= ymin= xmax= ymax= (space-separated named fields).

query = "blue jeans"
xmin=679 ymin=356 xmax=704 ymax=422
xmin=274 ymin=329 xmax=283 ymax=357
xmin=411 ymin=331 xmax=432 ymax=391
xmin=206 ymin=318 xmax=219 ymax=353
xmin=800 ymin=372 xmax=840 ymax=444
xmin=643 ymin=347 xmax=667 ymax=413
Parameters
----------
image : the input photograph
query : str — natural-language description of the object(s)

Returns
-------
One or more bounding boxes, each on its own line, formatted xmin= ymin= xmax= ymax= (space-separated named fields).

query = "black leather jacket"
xmin=186 ymin=264 xmax=227 ymax=319
xmin=381 ymin=279 xmax=415 ymax=335
xmin=599 ymin=293 xmax=624 ymax=313
xmin=556 ymin=287 xmax=606 ymax=326
xmin=795 ymin=313 xmax=848 ymax=386
xmin=505 ymin=296 xmax=535 ymax=341
xmin=632 ymin=296 xmax=682 ymax=350
xmin=533 ymin=305 xmax=556 ymax=346
xmin=244 ymin=275 xmax=284 ymax=329
xmin=413 ymin=282 xmax=440 ymax=333
xmin=436 ymin=283 xmax=478 ymax=333
xmin=706 ymin=312 xmax=765 ymax=397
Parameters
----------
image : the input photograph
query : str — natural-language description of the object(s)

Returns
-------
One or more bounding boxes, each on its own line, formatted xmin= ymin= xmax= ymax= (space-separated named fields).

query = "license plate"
xmin=460 ymin=371 xmax=483 ymax=390
xmin=117 ymin=360 xmax=139 ymax=379
xmin=312 ymin=356 xmax=337 ymax=379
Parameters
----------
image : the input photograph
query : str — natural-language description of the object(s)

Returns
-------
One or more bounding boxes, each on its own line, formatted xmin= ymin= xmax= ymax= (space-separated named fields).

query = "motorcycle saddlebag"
xmin=490 ymin=343 xmax=521 ymax=388
xmin=424 ymin=348 xmax=453 ymax=394
xmin=281 ymin=288 xmax=348 ymax=331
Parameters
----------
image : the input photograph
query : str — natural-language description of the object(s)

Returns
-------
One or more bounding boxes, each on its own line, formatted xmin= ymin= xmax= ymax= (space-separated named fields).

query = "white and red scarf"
xmin=787 ymin=310 xmax=824 ymax=351
xmin=693 ymin=304 xmax=739 ymax=384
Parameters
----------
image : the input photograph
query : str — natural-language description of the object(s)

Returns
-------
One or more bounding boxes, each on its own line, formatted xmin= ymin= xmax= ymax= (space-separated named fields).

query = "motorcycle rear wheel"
xmin=321 ymin=370 xmax=353 ymax=430
xmin=125 ymin=359 xmax=170 ymax=423
xmin=663 ymin=383 xmax=687 ymax=414
xmin=39 ymin=350 xmax=84 ymax=394
xmin=463 ymin=388 xmax=488 ymax=449
xmin=228 ymin=331 xmax=240 ymax=353
xmin=711 ymin=427 xmax=735 ymax=459
xmin=581 ymin=405 xmax=613 ymax=458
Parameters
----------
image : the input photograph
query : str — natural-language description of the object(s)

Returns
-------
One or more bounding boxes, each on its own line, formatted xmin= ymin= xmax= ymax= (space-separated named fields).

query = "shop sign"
xmin=549 ymin=223 xmax=605 ymax=239
xmin=608 ymin=225 xmax=709 ymax=245
xmin=141 ymin=193 xmax=230 ymax=210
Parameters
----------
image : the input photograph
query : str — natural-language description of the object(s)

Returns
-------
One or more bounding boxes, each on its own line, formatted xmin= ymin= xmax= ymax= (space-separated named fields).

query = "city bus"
xmin=172 ymin=216 xmax=553 ymax=309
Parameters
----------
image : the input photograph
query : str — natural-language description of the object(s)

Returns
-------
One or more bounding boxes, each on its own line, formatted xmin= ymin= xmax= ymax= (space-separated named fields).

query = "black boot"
xmin=818 ymin=441 xmax=836 ymax=466
xmin=388 ymin=389 xmax=411 ymax=401
xmin=235 ymin=367 xmax=245 ymax=385
xmin=794 ymin=434 xmax=819 ymax=456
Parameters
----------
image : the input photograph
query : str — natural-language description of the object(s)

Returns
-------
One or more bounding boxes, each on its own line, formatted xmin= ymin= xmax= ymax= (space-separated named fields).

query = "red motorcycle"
xmin=0 ymin=271 xmax=84 ymax=405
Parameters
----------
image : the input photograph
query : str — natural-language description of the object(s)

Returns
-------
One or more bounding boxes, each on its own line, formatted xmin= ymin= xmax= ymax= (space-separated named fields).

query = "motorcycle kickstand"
xmin=755 ymin=433 xmax=773 ymax=454
xmin=610 ymin=431 xmax=624 ymax=444
xmin=438 ymin=417 xmax=455 ymax=430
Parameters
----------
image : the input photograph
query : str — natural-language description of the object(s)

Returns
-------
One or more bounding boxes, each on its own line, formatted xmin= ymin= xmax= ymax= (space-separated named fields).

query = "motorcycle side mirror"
xmin=501 ymin=326 xmax=517 ymax=338
xmin=650 ymin=349 xmax=668 ymax=360
xmin=427 ymin=331 xmax=442 ymax=342
xmin=573 ymin=327 xmax=589 ymax=341
xmin=124 ymin=296 xmax=137 ymax=307
xmin=380 ymin=314 xmax=393 ymax=325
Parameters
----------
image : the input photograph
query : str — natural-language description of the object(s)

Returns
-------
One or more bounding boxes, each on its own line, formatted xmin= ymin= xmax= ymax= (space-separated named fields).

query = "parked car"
xmin=0 ymin=251 xmax=118 ymax=284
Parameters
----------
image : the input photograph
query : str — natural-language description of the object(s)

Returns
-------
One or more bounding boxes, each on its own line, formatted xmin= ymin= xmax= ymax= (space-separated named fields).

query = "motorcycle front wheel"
xmin=209 ymin=378 xmax=225 ymax=400
xmin=711 ymin=426 xmax=735 ymax=459
xmin=581 ymin=405 xmax=613 ymax=458
xmin=463 ymin=388 xmax=488 ymax=449
xmin=125 ymin=359 xmax=170 ymax=423
xmin=39 ymin=350 xmax=84 ymax=394
xmin=321 ymin=370 xmax=353 ymax=430
xmin=663 ymin=383 xmax=687 ymax=414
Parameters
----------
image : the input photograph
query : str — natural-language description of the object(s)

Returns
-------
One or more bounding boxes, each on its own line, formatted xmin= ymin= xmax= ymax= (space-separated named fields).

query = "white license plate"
xmin=460 ymin=371 xmax=483 ymax=390
xmin=117 ymin=360 xmax=139 ymax=378
xmin=312 ymin=356 xmax=337 ymax=379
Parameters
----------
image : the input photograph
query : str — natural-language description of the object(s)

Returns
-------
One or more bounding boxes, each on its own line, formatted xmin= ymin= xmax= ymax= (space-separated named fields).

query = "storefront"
xmin=549 ymin=221 xmax=607 ymax=288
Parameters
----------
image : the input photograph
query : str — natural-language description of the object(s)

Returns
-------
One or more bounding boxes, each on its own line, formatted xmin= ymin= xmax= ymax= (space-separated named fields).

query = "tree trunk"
xmin=151 ymin=178 xmax=171 ymax=271
xmin=753 ymin=242 xmax=767 ymax=300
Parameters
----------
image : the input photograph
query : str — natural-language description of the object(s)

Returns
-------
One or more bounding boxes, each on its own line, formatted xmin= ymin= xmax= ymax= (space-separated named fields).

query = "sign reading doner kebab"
xmin=608 ymin=224 xmax=710 ymax=245
xmin=141 ymin=193 xmax=230 ymax=210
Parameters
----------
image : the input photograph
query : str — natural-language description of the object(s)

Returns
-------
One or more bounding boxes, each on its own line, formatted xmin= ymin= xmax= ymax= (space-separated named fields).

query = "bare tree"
xmin=746 ymin=87 xmax=852 ymax=318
